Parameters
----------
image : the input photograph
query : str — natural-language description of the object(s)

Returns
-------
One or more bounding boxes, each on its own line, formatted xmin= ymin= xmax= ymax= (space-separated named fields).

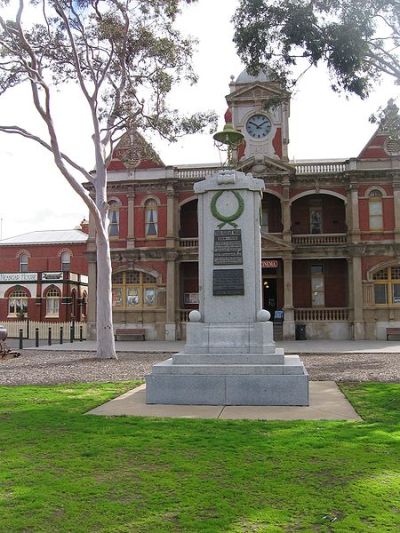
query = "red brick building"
xmin=85 ymin=70 xmax=400 ymax=341
xmin=0 ymin=223 xmax=88 ymax=323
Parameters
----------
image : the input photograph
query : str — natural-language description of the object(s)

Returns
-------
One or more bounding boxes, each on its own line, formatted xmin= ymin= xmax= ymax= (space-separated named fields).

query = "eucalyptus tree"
xmin=233 ymin=0 xmax=400 ymax=98
xmin=0 ymin=0 xmax=215 ymax=358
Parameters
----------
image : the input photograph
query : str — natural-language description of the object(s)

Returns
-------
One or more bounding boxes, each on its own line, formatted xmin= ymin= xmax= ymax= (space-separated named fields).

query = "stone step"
xmin=151 ymin=356 xmax=306 ymax=375
xmin=173 ymin=349 xmax=286 ymax=365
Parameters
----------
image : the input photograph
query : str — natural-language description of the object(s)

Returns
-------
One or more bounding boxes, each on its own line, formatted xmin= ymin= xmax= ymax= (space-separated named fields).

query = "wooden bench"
xmin=114 ymin=328 xmax=145 ymax=341
xmin=386 ymin=328 xmax=400 ymax=341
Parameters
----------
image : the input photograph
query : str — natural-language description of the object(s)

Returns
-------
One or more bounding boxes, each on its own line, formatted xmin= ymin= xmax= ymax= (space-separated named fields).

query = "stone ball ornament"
xmin=257 ymin=309 xmax=271 ymax=322
xmin=189 ymin=310 xmax=202 ymax=322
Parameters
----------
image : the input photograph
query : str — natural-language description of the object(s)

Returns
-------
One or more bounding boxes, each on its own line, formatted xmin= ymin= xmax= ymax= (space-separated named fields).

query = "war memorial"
xmin=146 ymin=169 xmax=309 ymax=405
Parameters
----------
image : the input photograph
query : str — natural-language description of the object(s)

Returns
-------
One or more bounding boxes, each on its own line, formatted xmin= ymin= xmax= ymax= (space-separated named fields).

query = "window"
xmin=311 ymin=264 xmax=325 ymax=306
xmin=45 ymin=286 xmax=60 ymax=317
xmin=261 ymin=206 xmax=268 ymax=232
xmin=373 ymin=266 xmax=400 ymax=305
xmin=310 ymin=208 xmax=322 ymax=234
xmin=112 ymin=271 xmax=157 ymax=309
xmin=108 ymin=200 xmax=120 ymax=237
xmin=61 ymin=251 xmax=71 ymax=272
xmin=369 ymin=190 xmax=383 ymax=230
xmin=145 ymin=199 xmax=158 ymax=237
xmin=8 ymin=287 xmax=29 ymax=317
xmin=19 ymin=254 xmax=29 ymax=273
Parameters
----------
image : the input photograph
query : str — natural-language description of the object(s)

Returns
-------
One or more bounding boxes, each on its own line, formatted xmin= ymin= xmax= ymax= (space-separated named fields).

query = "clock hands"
xmin=248 ymin=120 xmax=260 ymax=128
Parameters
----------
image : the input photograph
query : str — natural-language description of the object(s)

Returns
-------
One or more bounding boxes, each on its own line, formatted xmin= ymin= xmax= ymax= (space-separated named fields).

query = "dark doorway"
xmin=263 ymin=278 xmax=277 ymax=319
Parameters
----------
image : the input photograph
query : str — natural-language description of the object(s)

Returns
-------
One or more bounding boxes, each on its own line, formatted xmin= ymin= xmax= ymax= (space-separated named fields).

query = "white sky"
xmin=0 ymin=0 xmax=398 ymax=239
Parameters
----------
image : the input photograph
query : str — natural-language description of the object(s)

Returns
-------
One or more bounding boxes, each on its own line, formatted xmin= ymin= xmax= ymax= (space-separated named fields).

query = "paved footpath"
xmin=28 ymin=338 xmax=400 ymax=354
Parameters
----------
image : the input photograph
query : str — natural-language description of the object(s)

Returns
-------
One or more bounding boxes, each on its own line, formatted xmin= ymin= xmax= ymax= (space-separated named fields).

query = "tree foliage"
xmin=233 ymin=0 xmax=400 ymax=98
xmin=0 ymin=0 xmax=215 ymax=358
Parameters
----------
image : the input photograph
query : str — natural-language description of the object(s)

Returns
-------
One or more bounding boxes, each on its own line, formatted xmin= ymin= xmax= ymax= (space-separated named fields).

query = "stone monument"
xmin=146 ymin=169 xmax=309 ymax=405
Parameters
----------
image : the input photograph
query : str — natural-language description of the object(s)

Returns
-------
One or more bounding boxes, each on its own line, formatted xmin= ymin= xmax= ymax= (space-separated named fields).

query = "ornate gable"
xmin=226 ymin=83 xmax=288 ymax=104
xmin=359 ymin=100 xmax=400 ymax=159
xmin=236 ymin=155 xmax=295 ymax=176
xmin=107 ymin=129 xmax=164 ymax=171
xmin=261 ymin=232 xmax=293 ymax=251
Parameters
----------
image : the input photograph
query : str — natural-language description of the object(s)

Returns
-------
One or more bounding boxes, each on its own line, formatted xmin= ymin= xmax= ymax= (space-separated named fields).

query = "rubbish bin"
xmin=295 ymin=324 xmax=306 ymax=340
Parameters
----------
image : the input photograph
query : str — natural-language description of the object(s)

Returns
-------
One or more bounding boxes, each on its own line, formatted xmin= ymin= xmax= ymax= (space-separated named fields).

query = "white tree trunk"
xmin=95 ymin=226 xmax=117 ymax=359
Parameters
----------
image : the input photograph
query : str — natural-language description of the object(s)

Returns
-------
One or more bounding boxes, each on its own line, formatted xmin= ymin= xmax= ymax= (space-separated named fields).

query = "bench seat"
xmin=115 ymin=328 xmax=145 ymax=341
xmin=386 ymin=328 xmax=400 ymax=341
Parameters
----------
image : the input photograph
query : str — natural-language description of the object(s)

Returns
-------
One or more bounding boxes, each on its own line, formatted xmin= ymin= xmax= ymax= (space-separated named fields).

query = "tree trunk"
xmin=95 ymin=229 xmax=117 ymax=359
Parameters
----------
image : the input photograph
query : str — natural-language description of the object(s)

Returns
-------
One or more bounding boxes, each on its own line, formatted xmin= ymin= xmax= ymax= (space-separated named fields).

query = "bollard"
xmin=35 ymin=328 xmax=39 ymax=348
xmin=70 ymin=325 xmax=74 ymax=343
xmin=80 ymin=325 xmax=83 ymax=342
xmin=19 ymin=329 xmax=23 ymax=350
xmin=48 ymin=327 xmax=52 ymax=346
xmin=60 ymin=326 xmax=63 ymax=345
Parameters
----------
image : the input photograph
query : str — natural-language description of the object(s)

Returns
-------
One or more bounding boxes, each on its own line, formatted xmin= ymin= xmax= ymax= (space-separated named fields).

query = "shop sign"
xmin=261 ymin=260 xmax=278 ymax=269
xmin=0 ymin=273 xmax=37 ymax=282
xmin=42 ymin=272 xmax=63 ymax=281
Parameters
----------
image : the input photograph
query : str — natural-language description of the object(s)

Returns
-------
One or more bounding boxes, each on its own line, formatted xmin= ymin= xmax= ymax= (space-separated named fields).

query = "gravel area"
xmin=1 ymin=349 xmax=400 ymax=385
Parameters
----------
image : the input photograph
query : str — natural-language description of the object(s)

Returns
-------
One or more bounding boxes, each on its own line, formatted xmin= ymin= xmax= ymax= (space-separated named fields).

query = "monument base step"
xmin=145 ymin=358 xmax=309 ymax=406
xmin=151 ymin=355 xmax=305 ymax=375
xmin=173 ymin=349 xmax=285 ymax=365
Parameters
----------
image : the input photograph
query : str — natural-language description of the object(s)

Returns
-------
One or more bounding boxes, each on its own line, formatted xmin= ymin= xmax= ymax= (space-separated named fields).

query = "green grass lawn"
xmin=0 ymin=382 xmax=399 ymax=532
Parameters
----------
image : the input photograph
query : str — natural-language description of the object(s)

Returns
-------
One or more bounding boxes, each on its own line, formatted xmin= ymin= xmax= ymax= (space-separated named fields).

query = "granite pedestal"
xmin=146 ymin=320 xmax=309 ymax=405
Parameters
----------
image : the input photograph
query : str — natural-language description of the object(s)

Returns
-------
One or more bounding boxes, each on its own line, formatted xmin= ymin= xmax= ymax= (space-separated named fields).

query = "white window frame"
xmin=45 ymin=287 xmax=61 ymax=317
xmin=8 ymin=287 xmax=29 ymax=317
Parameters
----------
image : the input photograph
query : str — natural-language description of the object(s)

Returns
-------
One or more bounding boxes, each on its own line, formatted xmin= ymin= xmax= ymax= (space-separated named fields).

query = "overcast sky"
xmin=0 ymin=0 xmax=398 ymax=240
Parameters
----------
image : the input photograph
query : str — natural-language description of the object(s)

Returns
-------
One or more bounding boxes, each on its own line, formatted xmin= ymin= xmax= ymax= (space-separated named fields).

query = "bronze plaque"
xmin=213 ymin=269 xmax=244 ymax=296
xmin=213 ymin=229 xmax=243 ymax=265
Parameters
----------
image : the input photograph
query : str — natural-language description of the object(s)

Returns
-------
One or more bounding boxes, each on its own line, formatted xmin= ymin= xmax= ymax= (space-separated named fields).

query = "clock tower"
xmin=226 ymin=69 xmax=290 ymax=162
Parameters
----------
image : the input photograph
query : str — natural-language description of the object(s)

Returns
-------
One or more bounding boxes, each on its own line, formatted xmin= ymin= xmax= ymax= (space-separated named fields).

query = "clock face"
xmin=245 ymin=114 xmax=272 ymax=139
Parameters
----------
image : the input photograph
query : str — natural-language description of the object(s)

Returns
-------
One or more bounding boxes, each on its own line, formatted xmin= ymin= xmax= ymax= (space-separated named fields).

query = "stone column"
xmin=350 ymin=253 xmax=365 ymax=339
xmin=348 ymin=183 xmax=360 ymax=243
xmin=393 ymin=177 xmax=400 ymax=243
xmin=166 ymin=183 xmax=176 ymax=246
xmin=165 ymin=182 xmax=178 ymax=340
xmin=165 ymin=251 xmax=177 ymax=340
xmin=282 ymin=180 xmax=291 ymax=243
xmin=127 ymin=190 xmax=135 ymax=249
xmin=282 ymin=256 xmax=295 ymax=339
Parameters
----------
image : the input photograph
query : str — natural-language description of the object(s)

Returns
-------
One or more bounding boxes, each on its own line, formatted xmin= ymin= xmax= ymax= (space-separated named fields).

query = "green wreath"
xmin=210 ymin=190 xmax=244 ymax=228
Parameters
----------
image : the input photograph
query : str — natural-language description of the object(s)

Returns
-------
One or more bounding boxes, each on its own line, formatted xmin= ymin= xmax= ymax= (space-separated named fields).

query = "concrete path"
xmin=29 ymin=339 xmax=400 ymax=354
xmin=86 ymin=381 xmax=362 ymax=421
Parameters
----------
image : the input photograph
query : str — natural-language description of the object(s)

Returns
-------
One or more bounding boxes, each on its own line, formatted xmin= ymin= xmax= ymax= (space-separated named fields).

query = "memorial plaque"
xmin=213 ymin=229 xmax=243 ymax=265
xmin=213 ymin=269 xmax=244 ymax=296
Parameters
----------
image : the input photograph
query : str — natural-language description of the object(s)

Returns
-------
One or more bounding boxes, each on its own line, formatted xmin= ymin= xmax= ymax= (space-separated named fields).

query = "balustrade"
xmin=177 ymin=309 xmax=191 ymax=322
xmin=176 ymin=167 xmax=220 ymax=180
xmin=294 ymin=161 xmax=347 ymax=174
xmin=292 ymin=233 xmax=347 ymax=245
xmin=179 ymin=238 xmax=199 ymax=248
xmin=294 ymin=308 xmax=349 ymax=321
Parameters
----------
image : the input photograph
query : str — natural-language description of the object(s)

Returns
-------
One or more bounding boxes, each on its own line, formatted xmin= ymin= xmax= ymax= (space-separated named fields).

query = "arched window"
xmin=19 ymin=254 xmax=29 ymax=273
xmin=369 ymin=190 xmax=383 ymax=230
xmin=112 ymin=271 xmax=157 ymax=309
xmin=108 ymin=200 xmax=120 ymax=237
xmin=60 ymin=251 xmax=71 ymax=272
xmin=45 ymin=286 xmax=61 ymax=317
xmin=373 ymin=266 xmax=400 ymax=304
xmin=145 ymin=199 xmax=158 ymax=237
xmin=8 ymin=287 xmax=29 ymax=317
